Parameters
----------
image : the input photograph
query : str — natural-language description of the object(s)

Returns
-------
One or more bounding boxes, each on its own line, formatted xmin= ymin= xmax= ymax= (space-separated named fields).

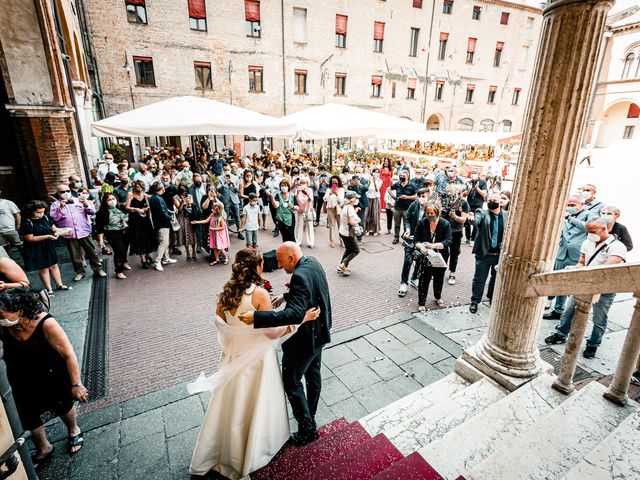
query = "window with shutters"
xmin=371 ymin=76 xmax=382 ymax=97
xmin=194 ymin=61 xmax=212 ymax=89
xmin=466 ymin=38 xmax=476 ymax=64
xmin=373 ymin=22 xmax=384 ymax=52
xmin=623 ymin=125 xmax=635 ymax=139
xmin=480 ymin=119 xmax=495 ymax=132
xmin=494 ymin=42 xmax=504 ymax=67
xmin=293 ymin=8 xmax=307 ymax=43
xmin=438 ymin=32 xmax=448 ymax=60
xmin=512 ymin=87 xmax=521 ymax=105
xmin=487 ymin=85 xmax=496 ymax=103
xmin=465 ymin=84 xmax=475 ymax=103
xmin=443 ymin=0 xmax=453 ymax=14
xmin=189 ymin=0 xmax=207 ymax=31
xmin=409 ymin=28 xmax=419 ymax=57
xmin=126 ymin=0 xmax=147 ymax=24
xmin=248 ymin=66 xmax=263 ymax=92
xmin=245 ymin=0 xmax=261 ymax=38
xmin=407 ymin=78 xmax=416 ymax=99
xmin=133 ymin=56 xmax=155 ymax=86
xmin=435 ymin=80 xmax=444 ymax=100
xmin=336 ymin=14 xmax=348 ymax=48
xmin=335 ymin=73 xmax=346 ymax=96
xmin=295 ymin=69 xmax=307 ymax=94
xmin=472 ymin=5 xmax=481 ymax=20
xmin=500 ymin=12 xmax=509 ymax=25
xmin=458 ymin=118 xmax=474 ymax=130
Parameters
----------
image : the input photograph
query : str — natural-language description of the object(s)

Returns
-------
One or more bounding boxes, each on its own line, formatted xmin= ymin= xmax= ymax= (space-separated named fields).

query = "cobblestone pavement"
xmin=93 ymin=215 xmax=476 ymax=411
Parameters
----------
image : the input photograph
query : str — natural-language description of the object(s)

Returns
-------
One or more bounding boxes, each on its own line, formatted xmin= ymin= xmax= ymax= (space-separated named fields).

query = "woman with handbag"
xmin=414 ymin=202 xmax=452 ymax=311
xmin=337 ymin=191 xmax=362 ymax=276
xmin=267 ymin=179 xmax=297 ymax=243
xmin=293 ymin=176 xmax=315 ymax=248
xmin=95 ymin=194 xmax=130 ymax=279
xmin=125 ymin=180 xmax=157 ymax=269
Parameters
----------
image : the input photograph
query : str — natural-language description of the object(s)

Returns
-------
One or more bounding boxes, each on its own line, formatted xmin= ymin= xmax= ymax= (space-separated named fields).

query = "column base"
xmin=456 ymin=343 xmax=554 ymax=392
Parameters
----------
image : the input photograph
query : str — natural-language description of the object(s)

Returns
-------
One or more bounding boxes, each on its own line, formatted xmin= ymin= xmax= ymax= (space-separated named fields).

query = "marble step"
xmin=385 ymin=378 xmax=506 ymax=455
xmin=562 ymin=408 xmax=640 ymax=480
xmin=359 ymin=373 xmax=469 ymax=437
xmin=466 ymin=381 xmax=638 ymax=480
xmin=420 ymin=372 xmax=570 ymax=479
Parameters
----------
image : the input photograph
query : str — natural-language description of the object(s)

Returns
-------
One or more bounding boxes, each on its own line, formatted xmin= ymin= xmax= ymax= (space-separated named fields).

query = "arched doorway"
xmin=457 ymin=118 xmax=474 ymax=131
xmin=480 ymin=119 xmax=495 ymax=132
xmin=596 ymin=100 xmax=640 ymax=147
xmin=427 ymin=114 xmax=442 ymax=130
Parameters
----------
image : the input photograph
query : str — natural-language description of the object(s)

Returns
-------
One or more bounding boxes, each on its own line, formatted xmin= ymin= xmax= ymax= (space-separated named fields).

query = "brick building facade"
xmin=83 ymin=0 xmax=542 ymax=157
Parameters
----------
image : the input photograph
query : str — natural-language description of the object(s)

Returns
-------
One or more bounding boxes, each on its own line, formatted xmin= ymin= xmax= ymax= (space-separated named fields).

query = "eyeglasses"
xmin=59 ymin=190 xmax=71 ymax=193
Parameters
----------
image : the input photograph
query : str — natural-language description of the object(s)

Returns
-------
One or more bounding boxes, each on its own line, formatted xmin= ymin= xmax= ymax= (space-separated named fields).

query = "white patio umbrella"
xmin=275 ymin=103 xmax=426 ymax=140
xmin=91 ymin=96 xmax=296 ymax=138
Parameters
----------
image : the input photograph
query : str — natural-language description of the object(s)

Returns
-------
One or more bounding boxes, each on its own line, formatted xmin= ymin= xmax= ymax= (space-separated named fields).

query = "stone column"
xmin=456 ymin=0 xmax=614 ymax=391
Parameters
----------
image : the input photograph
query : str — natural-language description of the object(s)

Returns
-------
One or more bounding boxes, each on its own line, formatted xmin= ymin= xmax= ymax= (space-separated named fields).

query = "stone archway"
xmin=595 ymin=100 xmax=640 ymax=147
xmin=426 ymin=113 xmax=443 ymax=130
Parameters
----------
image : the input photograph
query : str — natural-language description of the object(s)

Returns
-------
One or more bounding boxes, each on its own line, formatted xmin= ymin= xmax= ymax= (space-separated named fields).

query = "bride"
xmin=189 ymin=247 xmax=319 ymax=479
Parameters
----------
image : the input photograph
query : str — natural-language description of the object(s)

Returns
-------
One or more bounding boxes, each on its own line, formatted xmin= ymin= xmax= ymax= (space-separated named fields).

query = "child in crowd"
xmin=192 ymin=203 xmax=230 ymax=265
xmin=241 ymin=193 xmax=260 ymax=249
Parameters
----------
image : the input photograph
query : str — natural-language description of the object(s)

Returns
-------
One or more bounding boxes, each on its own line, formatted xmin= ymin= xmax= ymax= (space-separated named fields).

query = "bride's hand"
xmin=303 ymin=307 xmax=321 ymax=323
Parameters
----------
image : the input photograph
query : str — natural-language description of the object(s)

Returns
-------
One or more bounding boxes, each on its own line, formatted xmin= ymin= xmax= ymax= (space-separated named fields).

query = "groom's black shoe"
xmin=289 ymin=430 xmax=319 ymax=446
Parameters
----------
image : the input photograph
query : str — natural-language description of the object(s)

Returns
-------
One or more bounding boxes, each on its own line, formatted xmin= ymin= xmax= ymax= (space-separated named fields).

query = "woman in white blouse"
xmin=365 ymin=168 xmax=383 ymax=236
xmin=323 ymin=175 xmax=345 ymax=248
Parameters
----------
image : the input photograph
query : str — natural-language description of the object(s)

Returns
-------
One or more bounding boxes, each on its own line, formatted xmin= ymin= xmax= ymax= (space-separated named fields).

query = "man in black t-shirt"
xmin=445 ymin=194 xmax=469 ymax=285
xmin=390 ymin=174 xmax=418 ymax=244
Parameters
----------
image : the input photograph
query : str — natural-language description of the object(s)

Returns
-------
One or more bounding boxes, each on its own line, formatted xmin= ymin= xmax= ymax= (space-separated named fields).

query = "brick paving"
xmin=92 ymin=216 xmax=476 ymax=411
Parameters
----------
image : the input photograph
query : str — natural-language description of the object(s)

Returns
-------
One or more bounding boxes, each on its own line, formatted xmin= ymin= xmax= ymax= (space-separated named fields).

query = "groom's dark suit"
xmin=253 ymin=256 xmax=332 ymax=436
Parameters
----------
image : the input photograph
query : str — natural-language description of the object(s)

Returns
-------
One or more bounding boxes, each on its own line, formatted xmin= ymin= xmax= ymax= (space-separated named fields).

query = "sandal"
xmin=56 ymin=284 xmax=73 ymax=291
xmin=209 ymin=260 xmax=220 ymax=266
xmin=32 ymin=444 xmax=55 ymax=467
xmin=68 ymin=431 xmax=84 ymax=455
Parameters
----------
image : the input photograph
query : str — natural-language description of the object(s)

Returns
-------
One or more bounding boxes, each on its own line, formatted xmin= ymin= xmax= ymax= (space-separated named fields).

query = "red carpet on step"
xmin=300 ymin=433 xmax=404 ymax=480
xmin=251 ymin=418 xmax=371 ymax=479
xmin=373 ymin=452 xmax=445 ymax=480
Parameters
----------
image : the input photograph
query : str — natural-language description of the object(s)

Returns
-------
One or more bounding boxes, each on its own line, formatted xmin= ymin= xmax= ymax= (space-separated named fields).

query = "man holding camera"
xmin=217 ymin=165 xmax=244 ymax=240
xmin=50 ymin=184 xmax=106 ymax=281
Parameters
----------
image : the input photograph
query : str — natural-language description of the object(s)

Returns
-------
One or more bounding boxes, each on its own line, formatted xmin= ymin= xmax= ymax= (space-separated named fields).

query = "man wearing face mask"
xmin=465 ymin=170 xmax=488 ymax=245
xmin=217 ymin=165 xmax=243 ymax=239
xmin=435 ymin=166 xmax=465 ymax=204
xmin=545 ymin=218 xmax=626 ymax=358
xmin=175 ymin=161 xmax=194 ymax=187
xmin=468 ymin=193 xmax=508 ymax=313
xmin=543 ymin=195 xmax=597 ymax=320
xmin=398 ymin=188 xmax=430 ymax=296
xmin=50 ymin=184 xmax=106 ymax=281
xmin=265 ymin=167 xmax=283 ymax=237
xmin=580 ymin=184 xmax=604 ymax=217
xmin=390 ymin=173 xmax=418 ymax=244
xmin=97 ymin=152 xmax=118 ymax=183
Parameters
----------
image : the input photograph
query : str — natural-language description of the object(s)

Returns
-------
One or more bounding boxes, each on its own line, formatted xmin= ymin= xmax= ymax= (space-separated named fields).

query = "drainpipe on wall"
xmin=0 ymin=345 xmax=38 ymax=479
xmin=51 ymin=0 xmax=92 ymax=186
xmin=280 ymin=0 xmax=287 ymax=116
xmin=420 ymin=0 xmax=437 ymax=124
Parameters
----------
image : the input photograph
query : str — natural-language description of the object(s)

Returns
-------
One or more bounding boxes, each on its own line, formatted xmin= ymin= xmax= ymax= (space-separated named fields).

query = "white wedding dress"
xmin=189 ymin=285 xmax=291 ymax=479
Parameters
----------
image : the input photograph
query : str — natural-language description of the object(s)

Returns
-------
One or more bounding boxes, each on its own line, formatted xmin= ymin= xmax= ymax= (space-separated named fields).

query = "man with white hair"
xmin=545 ymin=218 xmax=626 ymax=358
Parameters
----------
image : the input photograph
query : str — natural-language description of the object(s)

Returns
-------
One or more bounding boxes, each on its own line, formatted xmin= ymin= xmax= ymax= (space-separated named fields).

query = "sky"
xmin=523 ymin=0 xmax=638 ymax=13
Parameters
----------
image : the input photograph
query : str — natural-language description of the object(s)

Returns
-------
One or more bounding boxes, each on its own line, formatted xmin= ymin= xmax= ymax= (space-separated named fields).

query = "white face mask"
xmin=587 ymin=232 xmax=601 ymax=243
xmin=0 ymin=313 xmax=21 ymax=328
xmin=107 ymin=200 xmax=118 ymax=208
xmin=281 ymin=187 xmax=289 ymax=193
xmin=471 ymin=174 xmax=478 ymax=180
xmin=61 ymin=192 xmax=72 ymax=201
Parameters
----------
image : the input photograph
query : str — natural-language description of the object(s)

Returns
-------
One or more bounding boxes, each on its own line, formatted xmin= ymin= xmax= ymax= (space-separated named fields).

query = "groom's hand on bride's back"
xmin=238 ymin=311 xmax=254 ymax=325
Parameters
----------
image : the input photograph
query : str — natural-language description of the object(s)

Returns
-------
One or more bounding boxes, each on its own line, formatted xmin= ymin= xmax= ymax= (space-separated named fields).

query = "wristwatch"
xmin=72 ymin=383 xmax=83 ymax=388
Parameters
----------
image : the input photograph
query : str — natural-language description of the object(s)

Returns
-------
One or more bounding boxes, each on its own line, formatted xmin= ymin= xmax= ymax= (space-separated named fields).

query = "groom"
xmin=240 ymin=242 xmax=332 ymax=446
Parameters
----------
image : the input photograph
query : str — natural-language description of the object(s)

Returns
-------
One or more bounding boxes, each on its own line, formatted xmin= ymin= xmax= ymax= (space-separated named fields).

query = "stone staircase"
xmin=251 ymin=372 xmax=640 ymax=479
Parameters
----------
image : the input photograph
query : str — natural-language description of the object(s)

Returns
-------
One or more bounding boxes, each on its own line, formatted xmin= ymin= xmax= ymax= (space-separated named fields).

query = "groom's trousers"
xmin=282 ymin=347 xmax=323 ymax=434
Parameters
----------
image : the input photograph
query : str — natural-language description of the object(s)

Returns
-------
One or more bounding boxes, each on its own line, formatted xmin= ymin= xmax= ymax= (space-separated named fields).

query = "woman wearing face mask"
xmin=239 ymin=169 xmax=258 ymax=206
xmin=293 ymin=176 xmax=315 ymax=248
xmin=254 ymin=170 xmax=268 ymax=230
xmin=20 ymin=200 xmax=71 ymax=294
xmin=267 ymin=179 xmax=297 ymax=242
xmin=0 ymin=289 xmax=88 ymax=463
xmin=96 ymin=194 xmax=130 ymax=279
xmin=323 ymin=176 xmax=345 ymax=248
xmin=173 ymin=185 xmax=198 ymax=261
xmin=125 ymin=180 xmax=157 ymax=269
xmin=365 ymin=168 xmax=383 ymax=236
xmin=601 ymin=205 xmax=633 ymax=251
xmin=337 ymin=191 xmax=362 ymax=275
xmin=414 ymin=203 xmax=452 ymax=311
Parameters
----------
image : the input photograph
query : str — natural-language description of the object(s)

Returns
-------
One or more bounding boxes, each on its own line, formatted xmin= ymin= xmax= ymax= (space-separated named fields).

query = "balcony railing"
xmin=526 ymin=262 xmax=640 ymax=405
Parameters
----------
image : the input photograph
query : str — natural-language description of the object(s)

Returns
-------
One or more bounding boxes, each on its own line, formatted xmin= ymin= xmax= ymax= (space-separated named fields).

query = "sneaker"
xmin=544 ymin=333 xmax=566 ymax=345
xmin=94 ymin=269 xmax=107 ymax=278
xmin=583 ymin=345 xmax=597 ymax=359
xmin=631 ymin=371 xmax=640 ymax=386
xmin=154 ymin=262 xmax=164 ymax=271
xmin=543 ymin=310 xmax=562 ymax=320
xmin=398 ymin=283 xmax=408 ymax=297
xmin=435 ymin=298 xmax=444 ymax=307
xmin=409 ymin=278 xmax=419 ymax=289
xmin=162 ymin=258 xmax=178 ymax=265
xmin=469 ymin=303 xmax=478 ymax=314
xmin=469 ymin=240 xmax=475 ymax=247
xmin=448 ymin=274 xmax=456 ymax=285
xmin=392 ymin=237 xmax=399 ymax=245
xmin=73 ymin=273 xmax=85 ymax=282
xmin=116 ymin=273 xmax=127 ymax=279
xmin=418 ymin=306 xmax=426 ymax=313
